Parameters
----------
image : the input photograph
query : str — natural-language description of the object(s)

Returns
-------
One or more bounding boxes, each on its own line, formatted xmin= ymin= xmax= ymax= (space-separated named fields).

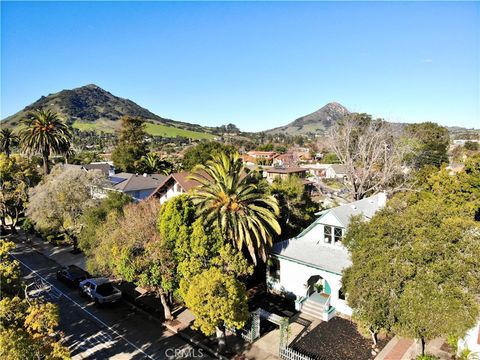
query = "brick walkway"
xmin=375 ymin=337 xmax=415 ymax=360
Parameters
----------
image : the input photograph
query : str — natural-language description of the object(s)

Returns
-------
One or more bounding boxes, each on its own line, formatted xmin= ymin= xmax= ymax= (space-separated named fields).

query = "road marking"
xmin=11 ymin=253 xmax=156 ymax=360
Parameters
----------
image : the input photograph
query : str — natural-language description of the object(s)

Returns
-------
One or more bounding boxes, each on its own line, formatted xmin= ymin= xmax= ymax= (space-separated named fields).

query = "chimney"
xmin=377 ymin=192 xmax=387 ymax=207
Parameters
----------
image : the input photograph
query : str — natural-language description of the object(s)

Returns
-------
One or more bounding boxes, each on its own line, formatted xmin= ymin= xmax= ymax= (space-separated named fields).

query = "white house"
xmin=458 ymin=320 xmax=480 ymax=358
xmin=148 ymin=171 xmax=201 ymax=204
xmin=304 ymin=164 xmax=348 ymax=180
xmin=267 ymin=193 xmax=387 ymax=321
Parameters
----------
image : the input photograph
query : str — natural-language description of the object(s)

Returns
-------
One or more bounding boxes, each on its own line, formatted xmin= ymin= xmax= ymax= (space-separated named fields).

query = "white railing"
xmin=279 ymin=346 xmax=314 ymax=360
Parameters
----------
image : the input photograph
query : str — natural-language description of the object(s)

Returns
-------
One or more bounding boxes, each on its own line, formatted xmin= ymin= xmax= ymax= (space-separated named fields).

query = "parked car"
xmin=79 ymin=278 xmax=122 ymax=305
xmin=56 ymin=265 xmax=89 ymax=287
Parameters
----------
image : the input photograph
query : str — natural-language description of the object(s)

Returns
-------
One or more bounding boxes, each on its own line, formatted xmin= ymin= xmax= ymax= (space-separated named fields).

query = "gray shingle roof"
xmin=315 ymin=192 xmax=386 ymax=228
xmin=270 ymin=193 xmax=387 ymax=274
xmin=111 ymin=173 xmax=166 ymax=192
xmin=271 ymin=237 xmax=351 ymax=274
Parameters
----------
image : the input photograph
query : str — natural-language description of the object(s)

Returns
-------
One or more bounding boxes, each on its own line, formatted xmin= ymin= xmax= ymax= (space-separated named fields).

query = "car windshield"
xmin=96 ymin=283 xmax=116 ymax=296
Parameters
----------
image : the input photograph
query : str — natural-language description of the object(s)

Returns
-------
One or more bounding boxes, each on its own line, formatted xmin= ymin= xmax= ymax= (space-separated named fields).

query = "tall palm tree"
xmin=19 ymin=109 xmax=72 ymax=174
xmin=0 ymin=128 xmax=19 ymax=158
xmin=189 ymin=153 xmax=281 ymax=264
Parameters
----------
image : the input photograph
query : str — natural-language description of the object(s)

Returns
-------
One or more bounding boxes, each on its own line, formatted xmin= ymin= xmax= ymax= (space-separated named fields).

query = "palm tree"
xmin=19 ymin=109 xmax=72 ymax=174
xmin=189 ymin=153 xmax=281 ymax=264
xmin=138 ymin=152 xmax=173 ymax=175
xmin=0 ymin=128 xmax=19 ymax=158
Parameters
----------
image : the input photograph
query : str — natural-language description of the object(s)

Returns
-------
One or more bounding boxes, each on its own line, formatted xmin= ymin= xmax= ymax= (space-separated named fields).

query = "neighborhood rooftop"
xmin=109 ymin=173 xmax=167 ymax=192
xmin=271 ymin=237 xmax=351 ymax=275
xmin=314 ymin=192 xmax=386 ymax=226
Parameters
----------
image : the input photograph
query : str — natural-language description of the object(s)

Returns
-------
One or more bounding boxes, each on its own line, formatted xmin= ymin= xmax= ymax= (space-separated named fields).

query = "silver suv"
xmin=79 ymin=278 xmax=122 ymax=305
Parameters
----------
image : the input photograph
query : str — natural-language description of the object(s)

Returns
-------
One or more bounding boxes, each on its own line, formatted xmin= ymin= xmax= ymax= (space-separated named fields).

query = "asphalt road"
xmin=11 ymin=243 xmax=214 ymax=360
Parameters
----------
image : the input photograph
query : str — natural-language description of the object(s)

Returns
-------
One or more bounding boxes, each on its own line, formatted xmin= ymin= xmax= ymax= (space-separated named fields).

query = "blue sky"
xmin=1 ymin=1 xmax=479 ymax=131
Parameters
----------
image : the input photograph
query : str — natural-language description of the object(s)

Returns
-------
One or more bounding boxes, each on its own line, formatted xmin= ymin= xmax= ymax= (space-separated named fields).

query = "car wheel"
xmin=95 ymin=298 xmax=101 ymax=307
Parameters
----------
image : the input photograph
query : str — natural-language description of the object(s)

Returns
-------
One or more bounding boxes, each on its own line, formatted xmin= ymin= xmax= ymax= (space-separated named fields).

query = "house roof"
xmin=315 ymin=193 xmax=387 ymax=228
xmin=270 ymin=193 xmax=387 ymax=274
xmin=264 ymin=166 xmax=307 ymax=174
xmin=271 ymin=237 xmax=351 ymax=275
xmin=62 ymin=163 xmax=113 ymax=177
xmin=247 ymin=151 xmax=278 ymax=157
xmin=330 ymin=164 xmax=347 ymax=174
xmin=110 ymin=173 xmax=166 ymax=192
xmin=83 ymin=163 xmax=113 ymax=177
xmin=148 ymin=171 xmax=204 ymax=198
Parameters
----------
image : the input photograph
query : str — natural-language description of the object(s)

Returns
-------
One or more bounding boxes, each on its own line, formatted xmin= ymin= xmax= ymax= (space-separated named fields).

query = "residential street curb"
xmin=12 ymin=231 xmax=227 ymax=360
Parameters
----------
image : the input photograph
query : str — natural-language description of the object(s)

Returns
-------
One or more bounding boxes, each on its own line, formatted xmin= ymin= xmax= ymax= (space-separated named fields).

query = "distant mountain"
xmin=1 ymin=84 xmax=215 ymax=135
xmin=264 ymin=102 xmax=351 ymax=135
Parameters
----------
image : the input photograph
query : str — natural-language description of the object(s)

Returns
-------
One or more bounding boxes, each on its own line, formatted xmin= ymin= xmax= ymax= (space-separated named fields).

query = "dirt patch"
xmin=291 ymin=317 xmax=390 ymax=360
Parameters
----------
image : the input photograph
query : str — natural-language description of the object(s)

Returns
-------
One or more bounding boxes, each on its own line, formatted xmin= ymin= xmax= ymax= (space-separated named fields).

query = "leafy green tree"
xmin=190 ymin=152 xmax=281 ymax=264
xmin=111 ymin=116 xmax=148 ymax=172
xmin=181 ymin=141 xmax=236 ymax=170
xmin=138 ymin=152 xmax=174 ymax=175
xmin=78 ymin=191 xmax=132 ymax=254
xmin=180 ymin=231 xmax=253 ymax=348
xmin=464 ymin=141 xmax=479 ymax=151
xmin=69 ymin=151 xmax=102 ymax=165
xmin=270 ymin=176 xmax=317 ymax=240
xmin=0 ymin=240 xmax=22 ymax=297
xmin=183 ymin=267 xmax=250 ymax=345
xmin=320 ymin=152 xmax=339 ymax=164
xmin=0 ymin=128 xmax=19 ymax=158
xmin=19 ymin=109 xmax=72 ymax=174
xmin=157 ymin=194 xmax=196 ymax=266
xmin=257 ymin=143 xmax=274 ymax=151
xmin=405 ymin=122 xmax=450 ymax=169
xmin=88 ymin=199 xmax=175 ymax=320
xmin=26 ymin=165 xmax=106 ymax=250
xmin=0 ymin=154 xmax=41 ymax=232
xmin=343 ymin=168 xmax=480 ymax=353
xmin=0 ymin=297 xmax=69 ymax=359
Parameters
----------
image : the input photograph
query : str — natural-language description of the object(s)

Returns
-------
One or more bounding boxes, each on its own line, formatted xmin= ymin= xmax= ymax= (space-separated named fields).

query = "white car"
xmin=79 ymin=278 xmax=122 ymax=305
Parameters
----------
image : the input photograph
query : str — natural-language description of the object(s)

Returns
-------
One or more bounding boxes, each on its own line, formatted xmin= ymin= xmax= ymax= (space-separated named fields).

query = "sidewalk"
xmin=375 ymin=336 xmax=452 ymax=360
xmin=10 ymin=230 xmax=253 ymax=359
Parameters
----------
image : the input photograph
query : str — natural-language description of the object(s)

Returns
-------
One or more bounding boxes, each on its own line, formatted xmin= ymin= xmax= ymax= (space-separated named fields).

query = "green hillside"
xmin=72 ymin=120 xmax=215 ymax=139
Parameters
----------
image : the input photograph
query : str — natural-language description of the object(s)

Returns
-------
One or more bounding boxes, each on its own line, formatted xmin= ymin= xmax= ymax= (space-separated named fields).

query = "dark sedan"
xmin=56 ymin=265 xmax=90 ymax=287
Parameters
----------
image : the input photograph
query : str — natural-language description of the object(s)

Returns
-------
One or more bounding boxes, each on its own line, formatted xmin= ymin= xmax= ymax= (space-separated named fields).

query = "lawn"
xmin=144 ymin=123 xmax=215 ymax=139
xmin=72 ymin=120 xmax=215 ymax=139
xmin=72 ymin=121 xmax=114 ymax=133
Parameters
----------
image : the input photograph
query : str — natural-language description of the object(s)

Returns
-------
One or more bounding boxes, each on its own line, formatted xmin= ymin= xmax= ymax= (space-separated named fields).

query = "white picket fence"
xmin=279 ymin=346 xmax=314 ymax=360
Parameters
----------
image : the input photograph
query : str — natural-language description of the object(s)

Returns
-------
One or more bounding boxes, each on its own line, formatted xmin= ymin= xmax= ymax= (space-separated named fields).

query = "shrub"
xmin=20 ymin=218 xmax=34 ymax=234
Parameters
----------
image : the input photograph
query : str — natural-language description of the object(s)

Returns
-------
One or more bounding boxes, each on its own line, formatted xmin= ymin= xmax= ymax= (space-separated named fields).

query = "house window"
xmin=324 ymin=226 xmax=332 ymax=243
xmin=339 ymin=287 xmax=346 ymax=300
xmin=334 ymin=228 xmax=343 ymax=243
xmin=268 ymin=258 xmax=280 ymax=281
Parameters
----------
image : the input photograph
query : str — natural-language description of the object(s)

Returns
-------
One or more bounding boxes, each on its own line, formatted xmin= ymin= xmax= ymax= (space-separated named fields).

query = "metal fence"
xmin=279 ymin=346 xmax=314 ymax=360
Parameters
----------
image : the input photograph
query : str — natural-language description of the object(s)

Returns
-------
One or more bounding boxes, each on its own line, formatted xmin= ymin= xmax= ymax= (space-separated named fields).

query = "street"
xmin=10 ymin=242 xmax=214 ymax=360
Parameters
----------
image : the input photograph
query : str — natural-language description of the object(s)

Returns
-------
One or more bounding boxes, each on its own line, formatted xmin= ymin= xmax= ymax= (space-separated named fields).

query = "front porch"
xmin=297 ymin=291 xmax=336 ymax=322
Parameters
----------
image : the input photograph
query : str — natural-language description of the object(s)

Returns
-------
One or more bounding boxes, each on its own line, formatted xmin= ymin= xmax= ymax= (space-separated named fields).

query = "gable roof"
xmin=315 ymin=193 xmax=387 ymax=228
xmin=148 ymin=171 xmax=204 ymax=198
xmin=110 ymin=173 xmax=166 ymax=192
xmin=330 ymin=164 xmax=347 ymax=174
xmin=83 ymin=163 xmax=113 ymax=177
xmin=271 ymin=237 xmax=351 ymax=275
xmin=264 ymin=166 xmax=307 ymax=174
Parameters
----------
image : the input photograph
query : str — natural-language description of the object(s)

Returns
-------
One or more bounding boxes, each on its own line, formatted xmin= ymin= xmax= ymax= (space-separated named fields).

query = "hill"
xmin=264 ymin=102 xmax=351 ymax=135
xmin=1 ymin=84 xmax=215 ymax=139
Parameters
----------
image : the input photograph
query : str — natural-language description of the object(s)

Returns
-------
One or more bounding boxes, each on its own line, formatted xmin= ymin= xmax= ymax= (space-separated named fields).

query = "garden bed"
xmin=291 ymin=317 xmax=390 ymax=360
